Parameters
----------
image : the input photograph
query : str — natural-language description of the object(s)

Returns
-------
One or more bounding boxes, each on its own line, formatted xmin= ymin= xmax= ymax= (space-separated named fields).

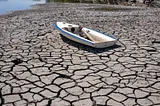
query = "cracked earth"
xmin=0 ymin=3 xmax=160 ymax=106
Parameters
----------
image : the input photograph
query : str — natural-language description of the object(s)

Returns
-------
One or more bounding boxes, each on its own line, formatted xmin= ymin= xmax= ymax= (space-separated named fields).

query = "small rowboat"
xmin=54 ymin=22 xmax=117 ymax=48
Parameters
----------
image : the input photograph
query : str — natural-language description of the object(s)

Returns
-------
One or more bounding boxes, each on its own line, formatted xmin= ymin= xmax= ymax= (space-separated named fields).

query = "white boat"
xmin=54 ymin=22 xmax=117 ymax=48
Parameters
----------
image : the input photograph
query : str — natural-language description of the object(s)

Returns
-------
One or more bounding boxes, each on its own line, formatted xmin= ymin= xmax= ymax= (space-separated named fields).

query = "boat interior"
xmin=63 ymin=26 xmax=114 ymax=43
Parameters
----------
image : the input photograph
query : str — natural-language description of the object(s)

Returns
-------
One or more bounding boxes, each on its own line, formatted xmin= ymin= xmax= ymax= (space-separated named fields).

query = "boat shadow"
xmin=60 ymin=34 xmax=121 ymax=53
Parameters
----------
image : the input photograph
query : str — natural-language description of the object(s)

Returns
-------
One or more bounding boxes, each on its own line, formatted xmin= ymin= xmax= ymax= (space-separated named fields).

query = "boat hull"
xmin=55 ymin=22 xmax=117 ymax=48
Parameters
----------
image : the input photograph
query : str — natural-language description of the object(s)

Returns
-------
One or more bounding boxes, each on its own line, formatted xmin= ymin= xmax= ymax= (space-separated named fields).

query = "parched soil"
xmin=0 ymin=3 xmax=160 ymax=106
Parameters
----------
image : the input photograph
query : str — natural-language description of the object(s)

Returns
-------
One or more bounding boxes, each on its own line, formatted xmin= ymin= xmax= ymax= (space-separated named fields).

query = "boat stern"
xmin=93 ymin=40 xmax=117 ymax=48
